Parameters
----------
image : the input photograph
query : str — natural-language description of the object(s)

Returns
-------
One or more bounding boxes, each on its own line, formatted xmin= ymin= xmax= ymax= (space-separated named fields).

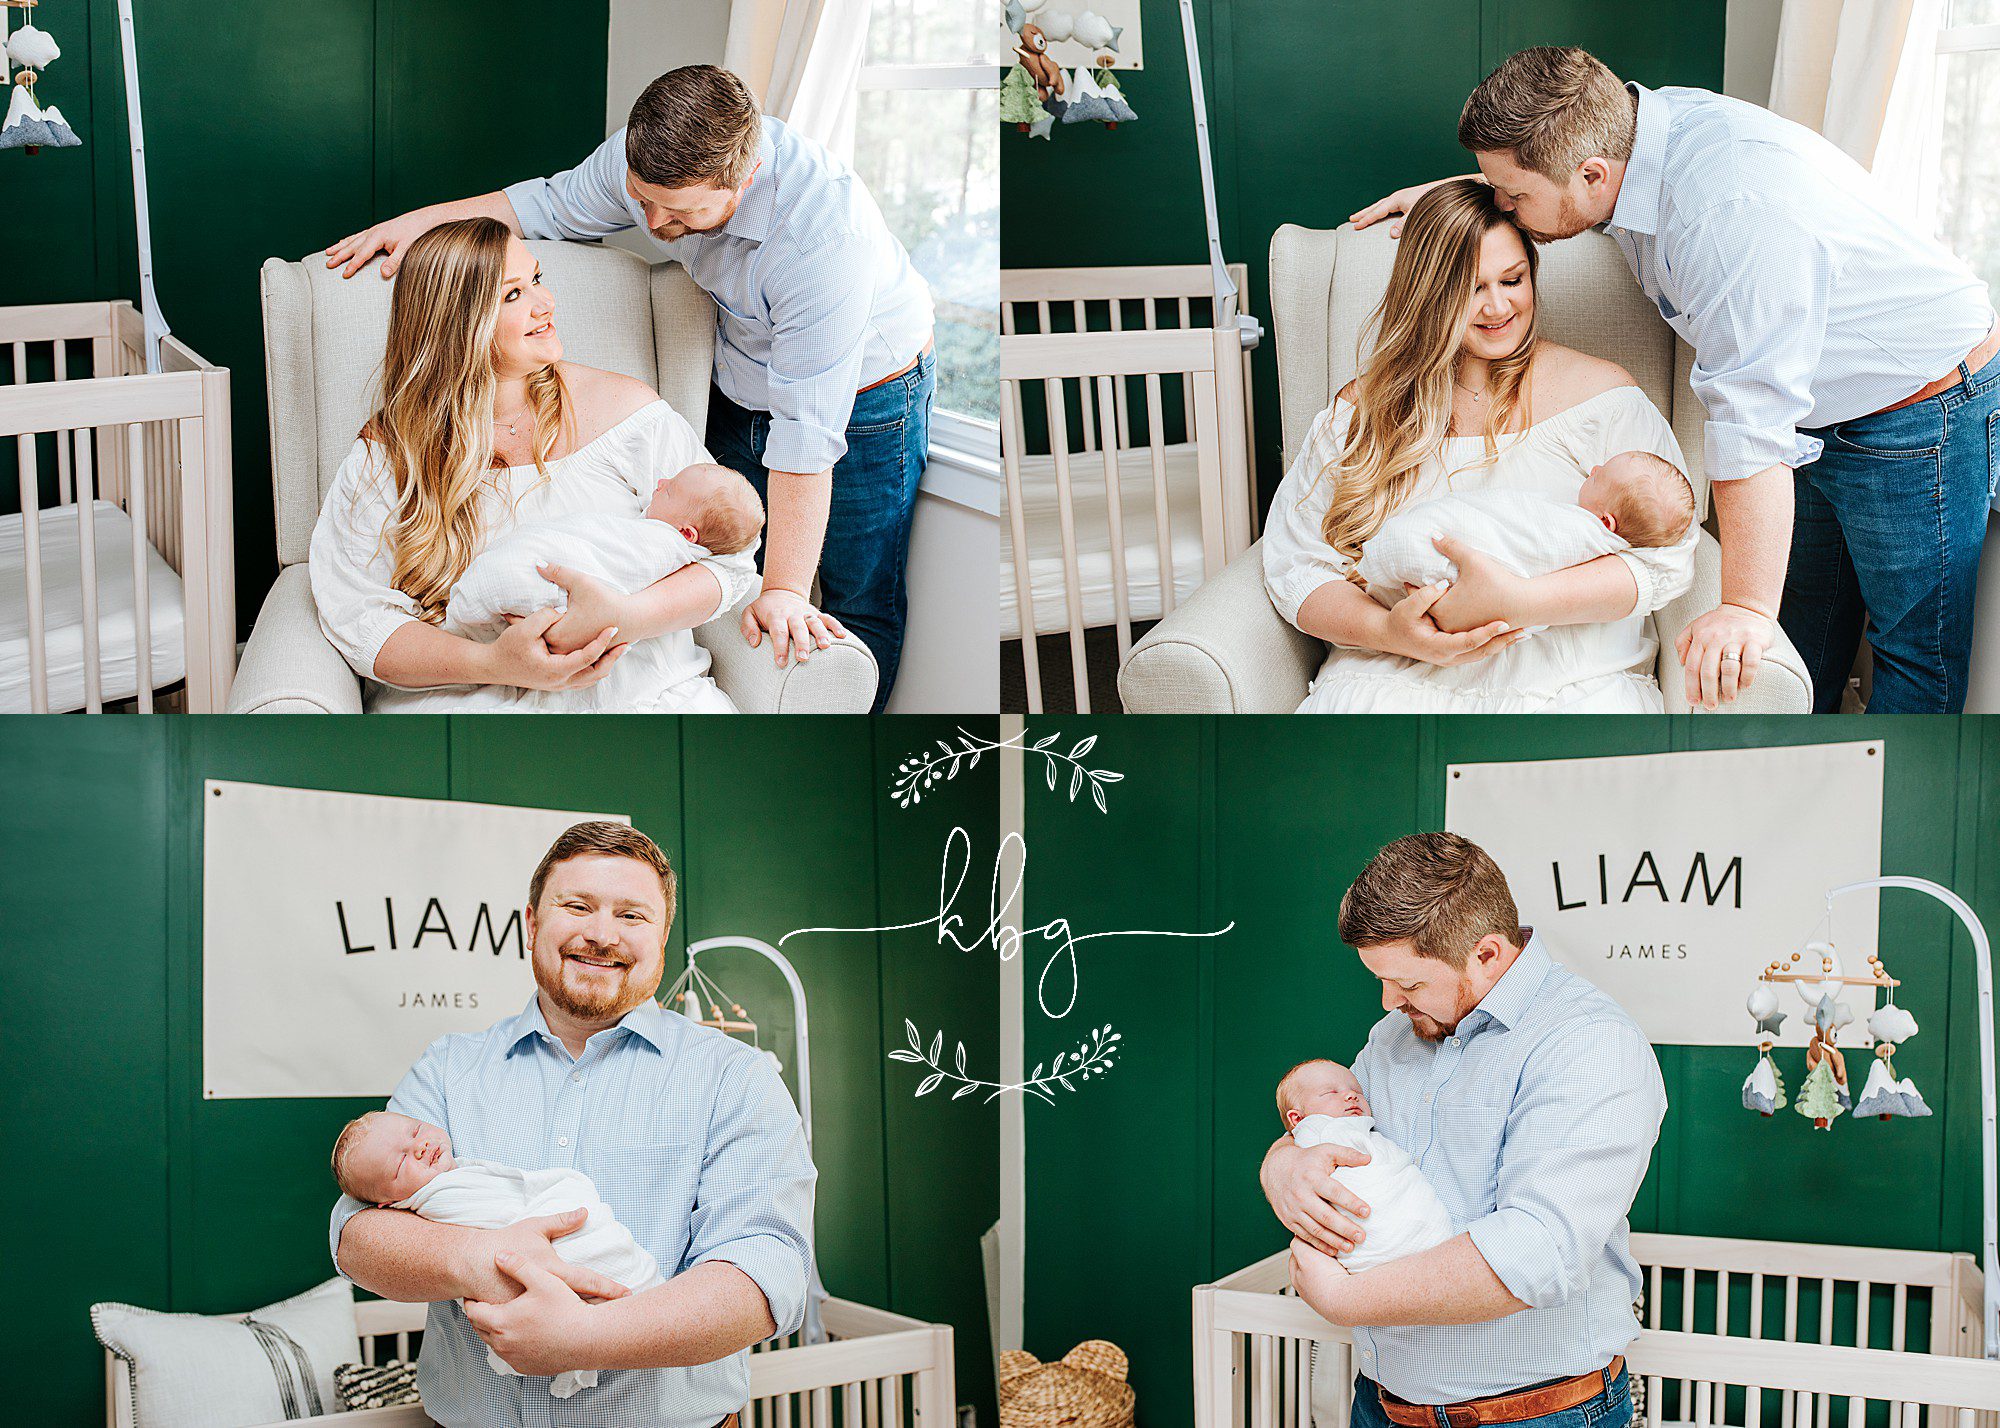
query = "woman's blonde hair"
xmin=363 ymin=217 xmax=572 ymax=621
xmin=1313 ymin=180 xmax=1540 ymax=565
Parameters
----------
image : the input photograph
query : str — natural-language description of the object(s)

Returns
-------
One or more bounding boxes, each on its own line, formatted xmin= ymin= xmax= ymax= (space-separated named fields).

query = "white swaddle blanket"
xmin=445 ymin=512 xmax=707 ymax=638
xmin=397 ymin=1158 xmax=666 ymax=1399
xmin=1290 ymin=1113 xmax=1454 ymax=1273
xmin=1354 ymin=489 xmax=1629 ymax=620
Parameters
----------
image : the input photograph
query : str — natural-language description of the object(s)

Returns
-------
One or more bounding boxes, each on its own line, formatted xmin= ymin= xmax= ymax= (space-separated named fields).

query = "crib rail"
xmin=1195 ymin=1240 xmax=2000 ymax=1428
xmin=0 ymin=299 xmax=234 ymax=712
xmin=1000 ymin=265 xmax=1257 ymax=713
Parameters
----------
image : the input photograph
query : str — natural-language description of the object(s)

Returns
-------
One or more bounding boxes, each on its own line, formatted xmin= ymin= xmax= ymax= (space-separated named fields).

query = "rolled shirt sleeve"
xmin=759 ymin=231 xmax=878 ymax=476
xmin=503 ymin=131 xmax=642 ymax=243
xmin=686 ymin=1052 xmax=819 ymax=1337
xmin=1674 ymin=198 xmax=1833 ymax=481
xmin=309 ymin=443 xmax=430 ymax=681
xmin=1262 ymin=400 xmax=1360 ymax=630
xmin=329 ymin=1039 xmax=452 ymax=1276
xmin=1465 ymin=1019 xmax=1666 ymax=1310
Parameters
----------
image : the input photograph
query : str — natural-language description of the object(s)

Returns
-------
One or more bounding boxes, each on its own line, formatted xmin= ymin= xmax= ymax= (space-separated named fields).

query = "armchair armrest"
xmin=1652 ymin=527 xmax=1812 ymax=714
xmin=1118 ymin=541 xmax=1322 ymax=713
xmin=696 ymin=599 xmax=878 ymax=713
xmin=228 ymin=565 xmax=365 ymax=714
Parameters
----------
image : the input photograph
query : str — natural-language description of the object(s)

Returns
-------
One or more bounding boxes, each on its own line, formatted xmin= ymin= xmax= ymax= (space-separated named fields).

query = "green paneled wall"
xmin=0 ymin=716 xmax=998 ymax=1426
xmin=1023 ymin=716 xmax=2000 ymax=1428
xmin=999 ymin=0 xmax=1727 ymax=506
xmin=4 ymin=0 xmax=611 ymax=633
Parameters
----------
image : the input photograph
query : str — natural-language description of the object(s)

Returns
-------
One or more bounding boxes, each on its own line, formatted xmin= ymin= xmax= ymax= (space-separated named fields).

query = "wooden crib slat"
xmin=1108 ymin=301 xmax=1132 ymax=447
xmin=1144 ymin=372 xmax=1175 ymax=617
xmin=127 ymin=422 xmax=153 ymax=711
xmin=1817 ymin=1279 xmax=1836 ymax=1428
xmin=1178 ymin=298 xmax=1196 ymax=435
xmin=1095 ymin=375 xmax=1133 ymax=664
xmin=843 ymin=1378 xmax=862 ymax=1428
xmin=1043 ymin=379 xmax=1091 ymax=712
xmin=76 ymin=424 xmax=102 ymax=713
xmin=1191 ymin=369 xmax=1227 ymax=580
xmin=998 ymin=385 xmax=1045 ymax=714
xmin=1073 ymin=300 xmax=1096 ymax=451
xmin=14 ymin=341 xmax=49 ymax=713
xmin=813 ymin=1384 xmax=832 ymax=1428
xmin=54 ymin=338 xmax=73 ymax=506
xmin=1682 ymin=1266 xmax=1697 ymax=1426
xmin=1893 ymin=1283 xmax=1908 ymax=1351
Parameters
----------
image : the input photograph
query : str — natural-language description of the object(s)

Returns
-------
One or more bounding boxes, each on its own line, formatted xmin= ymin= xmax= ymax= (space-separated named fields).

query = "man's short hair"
xmin=626 ymin=65 xmax=763 ymax=189
xmin=528 ymin=821 xmax=678 ymax=926
xmin=1337 ymin=832 xmax=1523 ymax=970
xmin=1457 ymin=46 xmax=1636 ymax=183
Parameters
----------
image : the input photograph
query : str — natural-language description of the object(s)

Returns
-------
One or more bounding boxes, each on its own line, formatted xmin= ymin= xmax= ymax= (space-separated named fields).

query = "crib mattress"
xmin=0 ymin=500 xmax=186 ymax=712
xmin=1001 ymin=442 xmax=1213 ymax=640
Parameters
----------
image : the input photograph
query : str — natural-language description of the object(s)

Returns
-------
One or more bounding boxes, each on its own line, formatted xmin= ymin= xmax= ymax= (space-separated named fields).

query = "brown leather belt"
xmin=857 ymin=338 xmax=934 ymax=394
xmin=1870 ymin=324 xmax=2000 ymax=417
xmin=719 ymin=1415 xmax=741 ymax=1428
xmin=1374 ymin=1358 xmax=1623 ymax=1427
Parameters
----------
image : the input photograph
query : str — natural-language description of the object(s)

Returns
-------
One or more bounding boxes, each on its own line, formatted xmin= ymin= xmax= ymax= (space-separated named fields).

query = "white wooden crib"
xmin=106 ymin=1292 xmax=954 ymax=1428
xmin=999 ymin=264 xmax=1257 ymax=712
xmin=1192 ymin=1233 xmax=2000 ymax=1428
xmin=0 ymin=300 xmax=234 ymax=713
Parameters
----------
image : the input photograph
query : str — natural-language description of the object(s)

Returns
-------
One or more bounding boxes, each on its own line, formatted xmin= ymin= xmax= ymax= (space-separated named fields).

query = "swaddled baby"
xmin=446 ymin=461 xmax=766 ymax=641
xmin=332 ymin=1110 xmax=665 ymax=1400
xmin=1352 ymin=449 xmax=1696 ymax=613
xmin=1276 ymin=1059 xmax=1454 ymax=1276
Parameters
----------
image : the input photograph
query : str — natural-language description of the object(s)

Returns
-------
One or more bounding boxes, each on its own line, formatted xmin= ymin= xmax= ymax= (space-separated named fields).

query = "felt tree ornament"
xmin=1796 ymin=1011 xmax=1850 ymax=1130
xmin=1741 ymin=1040 xmax=1787 ymax=1116
xmin=1001 ymin=65 xmax=1044 ymax=128
xmin=1 ymin=9 xmax=79 ymax=154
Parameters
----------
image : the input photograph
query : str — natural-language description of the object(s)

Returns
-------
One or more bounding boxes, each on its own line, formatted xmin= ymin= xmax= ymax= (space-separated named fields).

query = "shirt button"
xmin=571 ymin=1072 xmax=582 ymax=1083
xmin=1423 ymin=1092 xmax=1433 ymax=1103
xmin=557 ymin=1136 xmax=570 ymax=1147
xmin=1449 ymin=1036 xmax=1460 ymax=1046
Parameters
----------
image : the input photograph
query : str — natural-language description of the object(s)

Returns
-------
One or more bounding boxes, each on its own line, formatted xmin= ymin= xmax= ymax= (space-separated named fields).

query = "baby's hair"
xmin=693 ymin=467 xmax=766 ymax=556
xmin=1275 ymin=1058 xmax=1341 ymax=1123
xmin=1608 ymin=451 xmax=1695 ymax=548
xmin=331 ymin=1110 xmax=384 ymax=1201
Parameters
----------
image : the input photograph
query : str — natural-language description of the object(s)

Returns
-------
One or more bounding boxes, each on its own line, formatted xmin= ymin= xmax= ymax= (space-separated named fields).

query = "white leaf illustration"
xmin=1071 ymin=735 xmax=1098 ymax=759
xmin=917 ymin=1073 xmax=943 ymax=1097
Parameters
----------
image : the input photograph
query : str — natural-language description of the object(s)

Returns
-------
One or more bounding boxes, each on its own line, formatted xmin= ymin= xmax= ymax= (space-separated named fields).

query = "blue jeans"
xmin=1351 ymin=1370 xmax=1631 ymax=1428
xmin=706 ymin=352 xmax=935 ymax=714
xmin=1779 ymin=350 xmax=1999 ymax=713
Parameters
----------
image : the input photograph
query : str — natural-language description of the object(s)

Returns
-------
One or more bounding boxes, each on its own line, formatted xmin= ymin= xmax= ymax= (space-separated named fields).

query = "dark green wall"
xmin=4 ymin=0 xmax=611 ymax=633
xmin=0 ymin=715 xmax=999 ymax=1427
xmin=999 ymin=0 xmax=1727 ymax=505
xmin=1022 ymin=716 xmax=2000 ymax=1428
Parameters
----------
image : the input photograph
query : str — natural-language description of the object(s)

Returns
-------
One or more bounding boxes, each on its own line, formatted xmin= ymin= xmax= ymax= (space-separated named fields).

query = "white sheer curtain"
xmin=725 ymin=0 xmax=877 ymax=160
xmin=1768 ymin=0 xmax=1948 ymax=214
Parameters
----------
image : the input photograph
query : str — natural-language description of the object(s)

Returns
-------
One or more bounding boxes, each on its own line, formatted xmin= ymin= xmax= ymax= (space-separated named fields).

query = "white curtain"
xmin=725 ymin=0 xmax=878 ymax=161
xmin=1768 ymin=0 xmax=1947 ymax=216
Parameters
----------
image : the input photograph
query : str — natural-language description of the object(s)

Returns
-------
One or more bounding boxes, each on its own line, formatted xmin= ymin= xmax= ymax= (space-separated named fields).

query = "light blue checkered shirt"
xmin=1601 ymin=83 xmax=1993 ymax=482
xmin=1349 ymin=933 xmax=1666 ymax=1402
xmin=330 ymin=996 xmax=817 ymax=1428
xmin=505 ymin=117 xmax=934 ymax=476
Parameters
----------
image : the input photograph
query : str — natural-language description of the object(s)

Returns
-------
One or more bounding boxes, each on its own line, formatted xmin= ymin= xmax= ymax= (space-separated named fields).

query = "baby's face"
xmin=348 ymin=1113 xmax=456 ymax=1203
xmin=645 ymin=473 xmax=701 ymax=528
xmin=1282 ymin=1062 xmax=1371 ymax=1126
xmin=1577 ymin=452 xmax=1650 ymax=530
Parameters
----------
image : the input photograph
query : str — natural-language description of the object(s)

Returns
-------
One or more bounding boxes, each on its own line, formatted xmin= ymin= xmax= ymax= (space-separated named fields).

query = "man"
xmin=1262 ymin=832 xmax=1664 ymax=1427
xmin=1354 ymin=47 xmax=1998 ymax=713
xmin=329 ymin=821 xmax=816 ymax=1425
xmin=326 ymin=65 xmax=935 ymax=712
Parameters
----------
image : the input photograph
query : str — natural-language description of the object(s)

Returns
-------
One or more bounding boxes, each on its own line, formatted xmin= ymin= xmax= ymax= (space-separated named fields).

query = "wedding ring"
xmin=1721 ymin=649 xmax=1743 ymax=664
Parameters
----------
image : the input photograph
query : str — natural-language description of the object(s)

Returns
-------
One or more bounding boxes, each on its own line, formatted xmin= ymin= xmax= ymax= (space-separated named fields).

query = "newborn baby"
xmin=1276 ymin=1059 xmax=1454 ymax=1276
xmin=333 ymin=1110 xmax=665 ymax=1399
xmin=1353 ymin=449 xmax=1695 ymax=608
xmin=446 ymin=461 xmax=766 ymax=642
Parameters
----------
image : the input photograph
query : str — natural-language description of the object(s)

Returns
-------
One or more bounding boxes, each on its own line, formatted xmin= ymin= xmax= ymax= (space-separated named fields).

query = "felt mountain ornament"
xmin=1854 ymin=1046 xmax=1930 ymax=1119
xmin=1795 ymin=1057 xmax=1845 ymax=1129
xmin=1094 ymin=69 xmax=1136 ymax=123
xmin=2 ymin=81 xmax=77 ymax=152
xmin=1001 ymin=66 xmax=1044 ymax=128
xmin=999 ymin=1341 xmax=1135 ymax=1428
xmin=1741 ymin=1044 xmax=1786 ymax=1116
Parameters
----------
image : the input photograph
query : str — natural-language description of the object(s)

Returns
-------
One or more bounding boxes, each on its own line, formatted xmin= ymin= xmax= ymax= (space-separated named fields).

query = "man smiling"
xmin=1261 ymin=832 xmax=1664 ymax=1428
xmin=329 ymin=821 xmax=816 ymax=1425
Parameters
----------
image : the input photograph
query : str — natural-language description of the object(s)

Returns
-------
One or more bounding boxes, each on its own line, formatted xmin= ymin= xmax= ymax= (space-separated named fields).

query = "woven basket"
xmin=998 ymin=1341 xmax=1135 ymax=1428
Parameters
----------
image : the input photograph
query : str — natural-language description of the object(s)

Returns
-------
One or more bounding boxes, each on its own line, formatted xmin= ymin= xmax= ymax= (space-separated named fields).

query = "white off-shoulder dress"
xmin=310 ymin=400 xmax=754 ymax=713
xmin=1263 ymin=387 xmax=1698 ymax=714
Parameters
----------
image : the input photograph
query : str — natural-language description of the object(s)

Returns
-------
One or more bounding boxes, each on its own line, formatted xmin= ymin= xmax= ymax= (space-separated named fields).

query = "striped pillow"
xmin=93 ymin=1278 xmax=358 ymax=1427
xmin=334 ymin=1359 xmax=420 ymax=1410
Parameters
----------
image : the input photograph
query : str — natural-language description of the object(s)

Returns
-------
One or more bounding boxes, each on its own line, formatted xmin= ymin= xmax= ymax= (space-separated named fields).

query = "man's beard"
xmin=1518 ymin=194 xmax=1590 ymax=243
xmin=539 ymin=945 xmax=661 ymax=1021
xmin=1405 ymin=1010 xmax=1451 ymax=1043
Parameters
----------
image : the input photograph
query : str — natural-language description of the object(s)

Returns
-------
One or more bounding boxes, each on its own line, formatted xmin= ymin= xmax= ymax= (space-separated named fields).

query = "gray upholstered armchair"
xmin=1118 ymin=223 xmax=1812 ymax=714
xmin=228 ymin=240 xmax=877 ymax=713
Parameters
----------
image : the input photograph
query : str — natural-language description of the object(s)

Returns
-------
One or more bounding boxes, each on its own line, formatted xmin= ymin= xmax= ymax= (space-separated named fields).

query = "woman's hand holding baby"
xmin=1423 ymin=537 xmax=1529 ymax=633
xmin=482 ymin=608 xmax=629 ymax=691
xmin=536 ymin=564 xmax=632 ymax=656
xmin=1381 ymin=580 xmax=1520 ymax=668
xmin=1260 ymin=1138 xmax=1372 ymax=1258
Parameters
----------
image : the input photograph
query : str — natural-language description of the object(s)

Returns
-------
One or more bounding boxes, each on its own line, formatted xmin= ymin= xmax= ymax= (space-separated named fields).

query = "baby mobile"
xmin=1741 ymin=931 xmax=1929 ymax=1131
xmin=1001 ymin=1 xmax=1136 ymax=140
xmin=1 ymin=0 xmax=79 ymax=152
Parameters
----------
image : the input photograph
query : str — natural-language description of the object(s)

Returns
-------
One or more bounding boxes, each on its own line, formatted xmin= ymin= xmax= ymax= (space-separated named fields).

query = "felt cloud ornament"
xmin=1746 ymin=985 xmax=1786 ymax=1037
xmin=1035 ymin=11 xmax=1076 ymax=42
xmin=1868 ymin=1003 xmax=1919 ymax=1044
xmin=1069 ymin=10 xmax=1124 ymax=51
xmin=5 ymin=24 xmax=60 ymax=69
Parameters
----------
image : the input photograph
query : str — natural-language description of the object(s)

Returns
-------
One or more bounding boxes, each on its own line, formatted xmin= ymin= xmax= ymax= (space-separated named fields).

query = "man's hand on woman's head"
xmin=485 ymin=607 xmax=629 ymax=691
xmin=740 ymin=586 xmax=848 ymax=668
xmin=1260 ymin=1137 xmax=1372 ymax=1259
xmin=1348 ymin=176 xmax=1482 ymax=237
xmin=325 ymin=211 xmax=440 ymax=280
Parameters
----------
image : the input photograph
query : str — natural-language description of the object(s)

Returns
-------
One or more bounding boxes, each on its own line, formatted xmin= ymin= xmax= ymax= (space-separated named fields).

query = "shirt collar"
xmin=1604 ymin=82 xmax=1666 ymax=238
xmin=1463 ymin=930 xmax=1553 ymax=1034
xmin=721 ymin=129 xmax=780 ymax=244
xmin=503 ymin=993 xmax=676 ymax=1057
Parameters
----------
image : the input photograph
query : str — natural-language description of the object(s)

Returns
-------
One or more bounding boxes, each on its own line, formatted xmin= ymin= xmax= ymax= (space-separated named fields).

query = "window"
xmin=851 ymin=0 xmax=1000 ymax=485
xmin=1928 ymin=0 xmax=2000 ymax=295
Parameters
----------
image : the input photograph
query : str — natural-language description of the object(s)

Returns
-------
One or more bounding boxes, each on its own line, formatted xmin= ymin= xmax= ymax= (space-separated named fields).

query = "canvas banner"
xmin=202 ymin=781 xmax=628 ymax=1098
xmin=1443 ymin=741 xmax=1883 ymax=1046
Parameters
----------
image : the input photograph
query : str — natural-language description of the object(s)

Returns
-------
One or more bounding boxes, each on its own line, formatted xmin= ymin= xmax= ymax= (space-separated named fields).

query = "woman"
xmin=310 ymin=217 xmax=752 ymax=712
xmin=1263 ymin=180 xmax=1699 ymax=713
